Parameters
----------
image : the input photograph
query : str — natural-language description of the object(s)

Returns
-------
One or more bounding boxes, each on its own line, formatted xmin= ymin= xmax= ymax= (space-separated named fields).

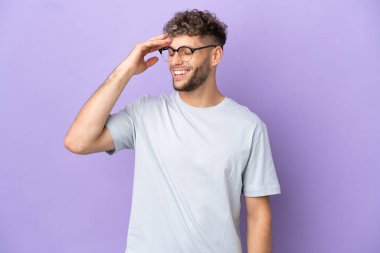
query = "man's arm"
xmin=64 ymin=33 xmax=172 ymax=154
xmin=245 ymin=196 xmax=273 ymax=253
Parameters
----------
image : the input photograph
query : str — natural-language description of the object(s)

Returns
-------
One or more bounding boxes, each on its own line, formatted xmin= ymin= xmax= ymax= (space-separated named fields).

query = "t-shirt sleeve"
xmin=242 ymin=122 xmax=281 ymax=197
xmin=104 ymin=95 xmax=145 ymax=155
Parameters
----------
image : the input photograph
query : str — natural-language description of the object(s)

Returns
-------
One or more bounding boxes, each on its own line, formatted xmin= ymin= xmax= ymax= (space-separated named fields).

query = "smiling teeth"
xmin=174 ymin=70 xmax=189 ymax=75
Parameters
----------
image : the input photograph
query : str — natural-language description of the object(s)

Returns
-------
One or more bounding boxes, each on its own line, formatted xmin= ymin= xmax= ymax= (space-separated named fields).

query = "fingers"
xmin=140 ymin=37 xmax=171 ymax=51
xmin=148 ymin=32 xmax=169 ymax=41
xmin=145 ymin=44 xmax=169 ymax=54
xmin=138 ymin=33 xmax=172 ymax=55
xmin=130 ymin=33 xmax=171 ymax=73
xmin=145 ymin=56 xmax=159 ymax=68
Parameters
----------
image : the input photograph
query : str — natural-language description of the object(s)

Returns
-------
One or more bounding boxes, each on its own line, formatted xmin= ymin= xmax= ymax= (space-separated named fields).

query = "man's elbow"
xmin=64 ymin=136 xmax=87 ymax=154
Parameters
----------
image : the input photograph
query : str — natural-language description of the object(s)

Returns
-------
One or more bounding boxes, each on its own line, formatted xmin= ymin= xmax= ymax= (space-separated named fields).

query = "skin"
xmin=64 ymin=33 xmax=174 ymax=154
xmin=245 ymin=196 xmax=273 ymax=253
xmin=64 ymin=32 xmax=273 ymax=253
xmin=171 ymin=55 xmax=210 ymax=93
xmin=168 ymin=34 xmax=225 ymax=108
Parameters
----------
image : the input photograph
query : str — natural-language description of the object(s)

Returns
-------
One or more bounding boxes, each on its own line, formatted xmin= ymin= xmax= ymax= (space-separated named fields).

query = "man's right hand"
xmin=64 ymin=33 xmax=172 ymax=155
xmin=122 ymin=33 xmax=172 ymax=76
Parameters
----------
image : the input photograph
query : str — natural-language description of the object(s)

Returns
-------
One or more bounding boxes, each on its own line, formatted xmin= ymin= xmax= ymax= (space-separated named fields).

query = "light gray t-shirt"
xmin=105 ymin=91 xmax=281 ymax=253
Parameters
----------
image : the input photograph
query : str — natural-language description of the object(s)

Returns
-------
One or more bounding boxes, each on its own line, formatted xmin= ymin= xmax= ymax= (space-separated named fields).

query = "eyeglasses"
xmin=158 ymin=45 xmax=217 ymax=62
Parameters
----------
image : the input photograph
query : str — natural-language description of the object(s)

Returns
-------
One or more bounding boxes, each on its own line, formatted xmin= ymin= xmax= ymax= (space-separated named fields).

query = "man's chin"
xmin=173 ymin=80 xmax=192 ymax=91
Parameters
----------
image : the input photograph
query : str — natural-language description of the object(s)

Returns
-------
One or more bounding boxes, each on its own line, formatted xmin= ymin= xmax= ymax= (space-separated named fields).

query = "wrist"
xmin=117 ymin=60 xmax=135 ymax=78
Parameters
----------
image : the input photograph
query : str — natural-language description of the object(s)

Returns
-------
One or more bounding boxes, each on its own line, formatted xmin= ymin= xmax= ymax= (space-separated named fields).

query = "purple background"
xmin=1 ymin=0 xmax=379 ymax=252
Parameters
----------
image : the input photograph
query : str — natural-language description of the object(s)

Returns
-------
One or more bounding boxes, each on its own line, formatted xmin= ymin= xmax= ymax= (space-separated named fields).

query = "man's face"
xmin=168 ymin=35 xmax=213 ymax=92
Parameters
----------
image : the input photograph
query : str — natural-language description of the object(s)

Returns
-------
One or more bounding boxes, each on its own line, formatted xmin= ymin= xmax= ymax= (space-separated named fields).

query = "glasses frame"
xmin=158 ymin=45 xmax=218 ymax=62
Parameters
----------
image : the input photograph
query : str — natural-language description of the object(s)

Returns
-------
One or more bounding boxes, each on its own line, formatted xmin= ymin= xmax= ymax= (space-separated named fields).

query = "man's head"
xmin=161 ymin=9 xmax=228 ymax=92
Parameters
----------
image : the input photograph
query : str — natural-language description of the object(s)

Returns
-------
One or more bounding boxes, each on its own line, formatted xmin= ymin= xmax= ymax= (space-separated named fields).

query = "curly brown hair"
xmin=162 ymin=9 xmax=228 ymax=49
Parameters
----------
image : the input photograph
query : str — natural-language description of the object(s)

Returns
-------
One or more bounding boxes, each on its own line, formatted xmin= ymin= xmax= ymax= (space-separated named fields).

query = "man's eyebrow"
xmin=170 ymin=45 xmax=194 ymax=49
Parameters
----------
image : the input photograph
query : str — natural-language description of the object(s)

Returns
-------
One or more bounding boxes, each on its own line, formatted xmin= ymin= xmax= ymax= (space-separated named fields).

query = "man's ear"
xmin=211 ymin=46 xmax=223 ymax=67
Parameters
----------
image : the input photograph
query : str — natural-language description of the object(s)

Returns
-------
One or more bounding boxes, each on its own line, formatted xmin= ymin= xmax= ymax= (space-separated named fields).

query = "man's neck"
xmin=178 ymin=86 xmax=225 ymax=108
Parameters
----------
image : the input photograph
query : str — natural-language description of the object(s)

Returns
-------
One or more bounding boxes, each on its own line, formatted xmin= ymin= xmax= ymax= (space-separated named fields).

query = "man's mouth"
xmin=172 ymin=69 xmax=191 ymax=80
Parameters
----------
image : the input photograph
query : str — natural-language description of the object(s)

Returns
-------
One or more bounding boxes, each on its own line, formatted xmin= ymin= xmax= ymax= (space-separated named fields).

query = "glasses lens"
xmin=178 ymin=47 xmax=192 ymax=62
xmin=160 ymin=47 xmax=193 ymax=62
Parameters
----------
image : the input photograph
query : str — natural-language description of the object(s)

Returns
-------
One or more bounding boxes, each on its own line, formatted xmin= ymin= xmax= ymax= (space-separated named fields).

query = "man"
xmin=64 ymin=9 xmax=281 ymax=253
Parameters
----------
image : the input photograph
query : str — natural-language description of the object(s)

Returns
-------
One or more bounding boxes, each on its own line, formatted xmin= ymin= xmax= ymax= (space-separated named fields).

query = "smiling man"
xmin=64 ymin=9 xmax=281 ymax=253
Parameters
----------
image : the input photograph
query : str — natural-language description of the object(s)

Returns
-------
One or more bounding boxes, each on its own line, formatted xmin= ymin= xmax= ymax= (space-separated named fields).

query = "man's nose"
xmin=172 ymin=51 xmax=183 ymax=65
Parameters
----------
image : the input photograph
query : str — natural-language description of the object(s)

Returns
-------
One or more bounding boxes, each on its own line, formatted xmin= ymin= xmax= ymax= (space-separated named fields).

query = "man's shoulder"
xmin=226 ymin=98 xmax=267 ymax=129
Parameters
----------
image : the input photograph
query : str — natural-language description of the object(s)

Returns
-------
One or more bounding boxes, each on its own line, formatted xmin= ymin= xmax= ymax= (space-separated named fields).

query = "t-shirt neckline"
xmin=174 ymin=91 xmax=230 ymax=112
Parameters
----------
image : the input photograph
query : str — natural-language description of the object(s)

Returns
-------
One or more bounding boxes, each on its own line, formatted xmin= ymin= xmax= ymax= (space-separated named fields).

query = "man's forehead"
xmin=169 ymin=35 xmax=207 ymax=47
